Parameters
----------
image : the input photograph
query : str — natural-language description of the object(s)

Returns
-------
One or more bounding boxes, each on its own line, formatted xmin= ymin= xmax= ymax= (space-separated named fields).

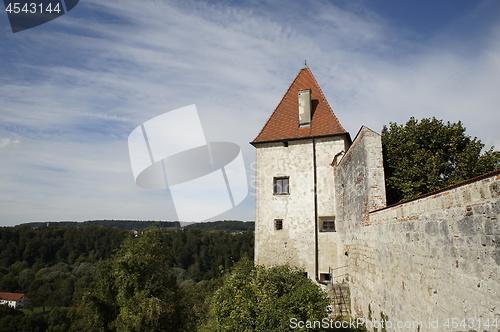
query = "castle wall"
xmin=341 ymin=169 xmax=500 ymax=330
xmin=316 ymin=137 xmax=350 ymax=278
xmin=334 ymin=126 xmax=386 ymax=228
xmin=330 ymin=126 xmax=387 ymax=279
xmin=347 ymin=172 xmax=500 ymax=331
xmin=255 ymin=140 xmax=315 ymax=275
xmin=333 ymin=127 xmax=499 ymax=331
xmin=254 ymin=136 xmax=347 ymax=278
xmin=253 ymin=101 xmax=499 ymax=330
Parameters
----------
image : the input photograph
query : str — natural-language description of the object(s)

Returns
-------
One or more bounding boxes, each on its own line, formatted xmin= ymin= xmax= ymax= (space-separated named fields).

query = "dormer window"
xmin=298 ymin=89 xmax=311 ymax=127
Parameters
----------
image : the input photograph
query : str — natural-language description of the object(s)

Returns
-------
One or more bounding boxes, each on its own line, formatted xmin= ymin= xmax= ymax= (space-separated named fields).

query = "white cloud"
xmin=0 ymin=138 xmax=20 ymax=149
xmin=0 ymin=0 xmax=498 ymax=225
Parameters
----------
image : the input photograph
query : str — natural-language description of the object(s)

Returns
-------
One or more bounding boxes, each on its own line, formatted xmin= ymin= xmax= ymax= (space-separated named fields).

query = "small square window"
xmin=320 ymin=273 xmax=331 ymax=282
xmin=274 ymin=219 xmax=283 ymax=230
xmin=320 ymin=217 xmax=336 ymax=232
xmin=273 ymin=177 xmax=289 ymax=195
xmin=323 ymin=221 xmax=335 ymax=231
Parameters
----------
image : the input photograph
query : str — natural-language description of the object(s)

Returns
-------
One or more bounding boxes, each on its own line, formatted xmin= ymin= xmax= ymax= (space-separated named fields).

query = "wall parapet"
xmin=371 ymin=169 xmax=500 ymax=214
xmin=369 ymin=168 xmax=500 ymax=226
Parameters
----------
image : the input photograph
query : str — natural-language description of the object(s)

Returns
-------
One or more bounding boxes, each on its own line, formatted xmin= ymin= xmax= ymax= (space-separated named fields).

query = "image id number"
xmin=5 ymin=2 xmax=62 ymax=14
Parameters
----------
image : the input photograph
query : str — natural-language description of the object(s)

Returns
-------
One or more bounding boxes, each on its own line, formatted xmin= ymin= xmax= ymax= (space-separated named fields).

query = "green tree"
xmin=20 ymin=311 xmax=49 ymax=332
xmin=203 ymin=258 xmax=330 ymax=331
xmin=382 ymin=117 xmax=500 ymax=204
xmin=47 ymin=307 xmax=76 ymax=332
xmin=0 ymin=305 xmax=24 ymax=332
xmin=77 ymin=228 xmax=185 ymax=331
xmin=0 ymin=273 xmax=20 ymax=292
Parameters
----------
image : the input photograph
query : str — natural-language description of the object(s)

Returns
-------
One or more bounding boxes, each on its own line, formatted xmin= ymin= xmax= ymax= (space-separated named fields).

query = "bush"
xmin=203 ymin=258 xmax=330 ymax=331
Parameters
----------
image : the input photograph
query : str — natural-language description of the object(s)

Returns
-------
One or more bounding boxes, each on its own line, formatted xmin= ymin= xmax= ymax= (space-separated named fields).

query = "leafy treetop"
xmin=382 ymin=117 xmax=500 ymax=204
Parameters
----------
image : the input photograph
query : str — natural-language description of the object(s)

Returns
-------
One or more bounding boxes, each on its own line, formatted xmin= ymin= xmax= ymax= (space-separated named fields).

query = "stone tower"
xmin=251 ymin=66 xmax=351 ymax=281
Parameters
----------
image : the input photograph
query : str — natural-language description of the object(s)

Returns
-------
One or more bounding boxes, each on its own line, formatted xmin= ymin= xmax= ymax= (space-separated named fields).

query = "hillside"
xmin=183 ymin=220 xmax=254 ymax=232
xmin=22 ymin=220 xmax=181 ymax=230
xmin=21 ymin=220 xmax=255 ymax=232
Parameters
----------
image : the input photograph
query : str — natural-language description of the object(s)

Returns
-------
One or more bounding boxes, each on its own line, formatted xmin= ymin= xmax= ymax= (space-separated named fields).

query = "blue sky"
xmin=1 ymin=0 xmax=499 ymax=226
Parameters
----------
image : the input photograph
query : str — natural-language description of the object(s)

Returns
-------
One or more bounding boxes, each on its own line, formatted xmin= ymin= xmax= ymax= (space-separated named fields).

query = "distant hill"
xmin=21 ymin=220 xmax=255 ymax=232
xmin=183 ymin=220 xmax=254 ymax=232
xmin=23 ymin=220 xmax=181 ymax=230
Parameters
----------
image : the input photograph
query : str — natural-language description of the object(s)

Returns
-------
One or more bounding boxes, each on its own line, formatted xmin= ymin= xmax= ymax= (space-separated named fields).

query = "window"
xmin=323 ymin=221 xmax=336 ymax=231
xmin=274 ymin=219 xmax=283 ymax=230
xmin=319 ymin=216 xmax=336 ymax=232
xmin=320 ymin=273 xmax=331 ymax=282
xmin=273 ymin=177 xmax=289 ymax=195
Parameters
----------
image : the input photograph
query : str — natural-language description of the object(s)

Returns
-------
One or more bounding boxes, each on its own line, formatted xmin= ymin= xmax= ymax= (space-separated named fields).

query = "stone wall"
xmin=254 ymin=136 xmax=348 ymax=278
xmin=334 ymin=126 xmax=386 ymax=229
xmin=331 ymin=126 xmax=387 ymax=276
xmin=253 ymin=120 xmax=500 ymax=331
xmin=333 ymin=127 xmax=499 ymax=331
xmin=342 ymin=170 xmax=500 ymax=331
xmin=353 ymin=172 xmax=499 ymax=331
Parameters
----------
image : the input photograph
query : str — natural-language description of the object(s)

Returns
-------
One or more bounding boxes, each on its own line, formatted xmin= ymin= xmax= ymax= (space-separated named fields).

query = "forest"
xmin=0 ymin=224 xmax=253 ymax=330
xmin=183 ymin=220 xmax=254 ymax=232
xmin=21 ymin=220 xmax=182 ymax=231
xmin=0 ymin=223 xmax=361 ymax=331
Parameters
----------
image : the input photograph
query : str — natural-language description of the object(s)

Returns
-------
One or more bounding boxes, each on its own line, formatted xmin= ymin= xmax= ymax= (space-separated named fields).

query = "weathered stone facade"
xmin=251 ymin=66 xmax=351 ymax=281
xmin=334 ymin=126 xmax=500 ymax=331
xmin=252 ymin=67 xmax=499 ymax=331
xmin=254 ymin=136 xmax=349 ymax=279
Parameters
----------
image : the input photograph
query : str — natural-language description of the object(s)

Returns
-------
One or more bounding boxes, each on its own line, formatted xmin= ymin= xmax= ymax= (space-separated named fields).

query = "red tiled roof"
xmin=252 ymin=67 xmax=347 ymax=144
xmin=0 ymin=292 xmax=25 ymax=301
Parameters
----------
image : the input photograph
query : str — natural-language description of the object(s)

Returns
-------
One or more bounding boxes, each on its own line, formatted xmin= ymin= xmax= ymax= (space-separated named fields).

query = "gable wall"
xmin=334 ymin=127 xmax=386 ymax=229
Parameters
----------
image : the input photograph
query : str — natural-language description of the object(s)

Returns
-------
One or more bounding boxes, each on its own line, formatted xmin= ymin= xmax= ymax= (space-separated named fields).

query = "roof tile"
xmin=252 ymin=67 xmax=346 ymax=143
xmin=0 ymin=292 xmax=25 ymax=301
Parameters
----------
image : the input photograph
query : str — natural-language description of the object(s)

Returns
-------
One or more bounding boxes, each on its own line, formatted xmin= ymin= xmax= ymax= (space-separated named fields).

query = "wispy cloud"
xmin=0 ymin=138 xmax=20 ymax=149
xmin=0 ymin=0 xmax=498 ymax=225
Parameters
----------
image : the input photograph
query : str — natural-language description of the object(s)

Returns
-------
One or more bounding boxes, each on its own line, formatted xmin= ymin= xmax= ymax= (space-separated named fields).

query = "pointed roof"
xmin=251 ymin=67 xmax=347 ymax=144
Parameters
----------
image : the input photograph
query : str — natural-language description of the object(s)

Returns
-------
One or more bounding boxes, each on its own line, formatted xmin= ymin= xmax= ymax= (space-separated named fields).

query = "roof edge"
xmin=250 ymin=132 xmax=351 ymax=146
xmin=251 ymin=67 xmax=308 ymax=143
xmin=306 ymin=67 xmax=347 ymax=134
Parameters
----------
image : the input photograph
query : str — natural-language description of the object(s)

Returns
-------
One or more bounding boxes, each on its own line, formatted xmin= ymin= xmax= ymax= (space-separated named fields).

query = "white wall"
xmin=254 ymin=135 xmax=348 ymax=279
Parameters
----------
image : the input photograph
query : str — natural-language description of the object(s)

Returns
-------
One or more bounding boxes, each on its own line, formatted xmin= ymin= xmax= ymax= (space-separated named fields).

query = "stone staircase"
xmin=328 ymin=282 xmax=350 ymax=316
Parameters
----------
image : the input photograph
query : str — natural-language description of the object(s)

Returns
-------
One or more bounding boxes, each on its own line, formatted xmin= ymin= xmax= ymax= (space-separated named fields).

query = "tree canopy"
xmin=184 ymin=220 xmax=254 ymax=232
xmin=0 ymin=225 xmax=254 ymax=331
xmin=382 ymin=117 xmax=500 ymax=204
xmin=78 ymin=229 xmax=186 ymax=331
xmin=202 ymin=258 xmax=330 ymax=331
